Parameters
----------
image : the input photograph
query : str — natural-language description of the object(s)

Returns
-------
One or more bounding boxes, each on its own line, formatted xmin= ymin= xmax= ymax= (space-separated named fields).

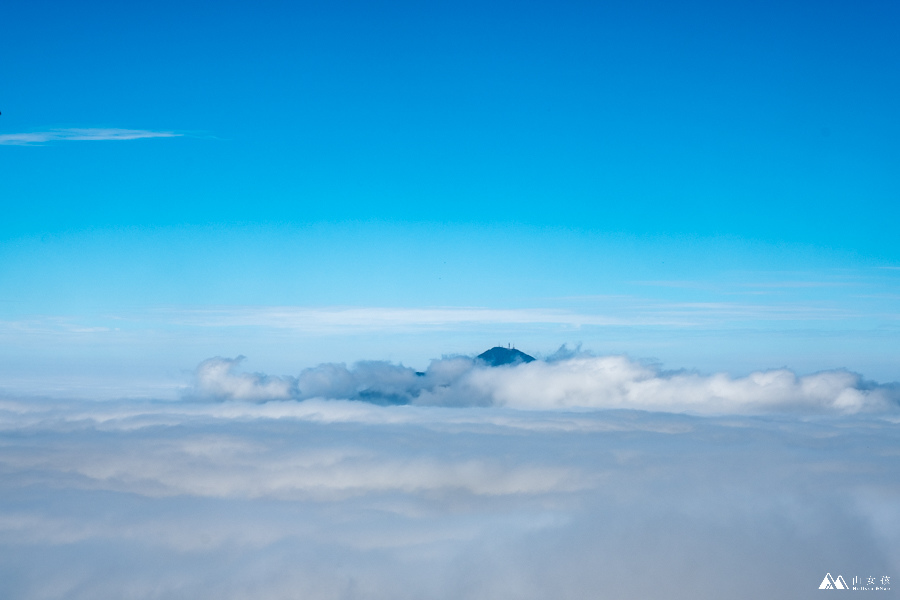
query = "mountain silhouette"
xmin=476 ymin=346 xmax=535 ymax=367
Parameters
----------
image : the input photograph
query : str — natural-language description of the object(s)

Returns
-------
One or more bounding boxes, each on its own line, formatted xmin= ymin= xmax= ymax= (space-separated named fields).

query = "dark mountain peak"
xmin=476 ymin=346 xmax=535 ymax=367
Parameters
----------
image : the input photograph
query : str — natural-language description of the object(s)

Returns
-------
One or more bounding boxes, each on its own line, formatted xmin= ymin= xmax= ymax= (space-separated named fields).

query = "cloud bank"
xmin=0 ymin=128 xmax=181 ymax=145
xmin=0 ymin=352 xmax=895 ymax=598
xmin=0 ymin=392 xmax=897 ymax=599
xmin=192 ymin=352 xmax=899 ymax=414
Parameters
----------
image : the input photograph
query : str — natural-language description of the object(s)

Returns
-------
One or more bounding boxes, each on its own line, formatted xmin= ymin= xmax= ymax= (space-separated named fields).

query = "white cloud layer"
xmin=0 ymin=128 xmax=181 ymax=145
xmin=191 ymin=352 xmax=899 ymax=415
xmin=0 ymin=393 xmax=897 ymax=599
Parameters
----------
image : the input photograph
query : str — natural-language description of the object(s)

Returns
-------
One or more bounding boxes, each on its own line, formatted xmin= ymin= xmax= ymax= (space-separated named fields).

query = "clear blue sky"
xmin=1 ymin=0 xmax=899 ymax=393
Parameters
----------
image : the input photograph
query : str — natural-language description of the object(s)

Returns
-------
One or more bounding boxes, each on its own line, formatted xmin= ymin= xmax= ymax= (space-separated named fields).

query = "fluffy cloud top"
xmin=192 ymin=352 xmax=898 ymax=415
xmin=194 ymin=356 xmax=297 ymax=401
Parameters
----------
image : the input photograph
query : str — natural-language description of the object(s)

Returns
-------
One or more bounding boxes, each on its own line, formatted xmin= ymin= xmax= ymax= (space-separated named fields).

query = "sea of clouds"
xmin=1 ymin=352 xmax=898 ymax=599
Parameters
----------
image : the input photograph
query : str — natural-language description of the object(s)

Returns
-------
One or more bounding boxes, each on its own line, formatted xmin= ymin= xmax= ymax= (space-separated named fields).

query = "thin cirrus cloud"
xmin=190 ymin=353 xmax=900 ymax=414
xmin=0 ymin=128 xmax=182 ymax=145
xmin=159 ymin=302 xmax=857 ymax=334
xmin=164 ymin=306 xmax=648 ymax=329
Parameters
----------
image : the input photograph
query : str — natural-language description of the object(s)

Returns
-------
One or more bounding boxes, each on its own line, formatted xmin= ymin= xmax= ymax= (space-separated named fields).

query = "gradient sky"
xmin=2 ymin=0 xmax=899 ymax=393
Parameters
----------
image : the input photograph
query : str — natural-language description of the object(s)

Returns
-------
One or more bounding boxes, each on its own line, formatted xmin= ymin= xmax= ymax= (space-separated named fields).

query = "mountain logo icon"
xmin=819 ymin=573 xmax=848 ymax=589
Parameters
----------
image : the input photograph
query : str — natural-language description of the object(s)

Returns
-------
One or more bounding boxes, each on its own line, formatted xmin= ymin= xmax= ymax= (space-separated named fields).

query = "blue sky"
xmin=3 ymin=0 xmax=899 ymax=242
xmin=2 ymin=0 xmax=899 ymax=390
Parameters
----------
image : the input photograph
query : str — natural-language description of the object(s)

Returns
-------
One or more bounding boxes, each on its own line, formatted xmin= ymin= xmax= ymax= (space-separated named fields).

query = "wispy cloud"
xmin=161 ymin=306 xmax=671 ymax=330
xmin=161 ymin=302 xmax=862 ymax=333
xmin=1 ymin=303 xmax=856 ymax=342
xmin=0 ymin=128 xmax=181 ymax=146
xmin=156 ymin=302 xmax=868 ymax=335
